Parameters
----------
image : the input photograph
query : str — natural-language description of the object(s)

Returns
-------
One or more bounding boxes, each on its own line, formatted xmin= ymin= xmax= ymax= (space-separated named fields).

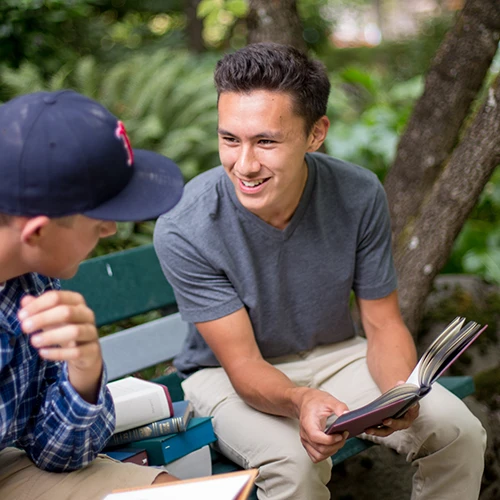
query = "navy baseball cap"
xmin=0 ymin=89 xmax=184 ymax=221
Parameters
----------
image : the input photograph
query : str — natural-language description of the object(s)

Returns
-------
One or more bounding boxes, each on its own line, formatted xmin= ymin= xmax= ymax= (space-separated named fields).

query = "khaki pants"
xmin=182 ymin=337 xmax=487 ymax=500
xmin=0 ymin=448 xmax=162 ymax=500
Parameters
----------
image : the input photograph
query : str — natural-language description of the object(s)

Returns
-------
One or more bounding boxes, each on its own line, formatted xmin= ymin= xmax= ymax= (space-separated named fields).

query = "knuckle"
xmin=46 ymin=290 xmax=62 ymax=306
xmin=61 ymin=305 xmax=73 ymax=322
xmin=74 ymin=291 xmax=87 ymax=305
xmin=68 ymin=324 xmax=81 ymax=339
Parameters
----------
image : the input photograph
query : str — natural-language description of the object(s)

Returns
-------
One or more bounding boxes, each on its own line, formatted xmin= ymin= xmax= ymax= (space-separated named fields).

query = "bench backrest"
xmin=61 ymin=244 xmax=188 ymax=381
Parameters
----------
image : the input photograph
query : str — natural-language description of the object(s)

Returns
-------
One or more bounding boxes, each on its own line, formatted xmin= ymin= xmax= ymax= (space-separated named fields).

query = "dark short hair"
xmin=214 ymin=43 xmax=331 ymax=134
xmin=0 ymin=213 xmax=75 ymax=227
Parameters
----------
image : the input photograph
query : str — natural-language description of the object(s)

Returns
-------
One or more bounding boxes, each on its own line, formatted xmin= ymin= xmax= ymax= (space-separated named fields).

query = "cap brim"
xmin=83 ymin=149 xmax=184 ymax=222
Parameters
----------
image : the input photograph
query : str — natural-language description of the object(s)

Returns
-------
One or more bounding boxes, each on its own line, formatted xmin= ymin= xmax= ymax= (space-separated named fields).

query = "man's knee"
xmin=419 ymin=401 xmax=486 ymax=457
xmin=256 ymin=450 xmax=332 ymax=499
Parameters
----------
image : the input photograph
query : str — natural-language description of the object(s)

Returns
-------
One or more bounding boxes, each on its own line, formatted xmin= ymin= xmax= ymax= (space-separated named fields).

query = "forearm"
xmin=67 ymin=356 xmax=103 ymax=404
xmin=367 ymin=325 xmax=417 ymax=393
xmin=20 ymin=364 xmax=115 ymax=471
xmin=228 ymin=358 xmax=308 ymax=419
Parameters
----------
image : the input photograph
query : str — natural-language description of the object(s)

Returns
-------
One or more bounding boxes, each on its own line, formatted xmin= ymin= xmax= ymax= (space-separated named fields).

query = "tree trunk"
xmin=184 ymin=0 xmax=205 ymax=53
xmin=393 ymin=73 xmax=500 ymax=334
xmin=385 ymin=0 xmax=500 ymax=241
xmin=384 ymin=0 xmax=500 ymax=334
xmin=247 ymin=0 xmax=307 ymax=52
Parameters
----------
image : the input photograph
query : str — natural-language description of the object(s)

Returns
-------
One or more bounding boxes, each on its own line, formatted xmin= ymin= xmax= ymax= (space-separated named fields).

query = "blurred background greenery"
xmin=1 ymin=0 xmax=498 ymax=285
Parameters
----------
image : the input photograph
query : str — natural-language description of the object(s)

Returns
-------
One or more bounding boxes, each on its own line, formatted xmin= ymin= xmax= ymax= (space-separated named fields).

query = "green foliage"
xmin=198 ymin=0 xmax=248 ymax=48
xmin=197 ymin=0 xmax=332 ymax=51
xmin=325 ymin=67 xmax=423 ymax=179
xmin=0 ymin=1 xmax=188 ymax=78
xmin=298 ymin=0 xmax=332 ymax=51
xmin=443 ymin=168 xmax=500 ymax=286
xmin=474 ymin=366 xmax=500 ymax=409
xmin=0 ymin=0 xmax=94 ymax=76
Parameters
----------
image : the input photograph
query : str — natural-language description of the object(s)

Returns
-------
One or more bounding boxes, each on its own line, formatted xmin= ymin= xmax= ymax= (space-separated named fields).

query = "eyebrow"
xmin=217 ymin=128 xmax=283 ymax=141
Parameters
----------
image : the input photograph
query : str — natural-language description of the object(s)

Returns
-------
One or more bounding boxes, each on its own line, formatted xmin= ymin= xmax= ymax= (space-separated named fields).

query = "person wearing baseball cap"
xmin=0 ymin=90 xmax=184 ymax=499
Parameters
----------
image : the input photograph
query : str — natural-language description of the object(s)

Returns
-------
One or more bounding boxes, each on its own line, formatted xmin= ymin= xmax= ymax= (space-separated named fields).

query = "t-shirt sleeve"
xmin=154 ymin=220 xmax=243 ymax=323
xmin=353 ymin=180 xmax=398 ymax=300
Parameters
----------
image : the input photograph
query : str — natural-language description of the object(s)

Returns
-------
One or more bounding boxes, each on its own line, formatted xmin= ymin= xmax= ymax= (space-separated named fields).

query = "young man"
xmin=0 ymin=89 xmax=184 ymax=499
xmin=154 ymin=43 xmax=486 ymax=499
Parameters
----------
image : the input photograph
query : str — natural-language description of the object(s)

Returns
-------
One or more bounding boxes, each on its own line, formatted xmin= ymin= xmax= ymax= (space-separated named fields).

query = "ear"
xmin=20 ymin=216 xmax=51 ymax=245
xmin=306 ymin=116 xmax=330 ymax=153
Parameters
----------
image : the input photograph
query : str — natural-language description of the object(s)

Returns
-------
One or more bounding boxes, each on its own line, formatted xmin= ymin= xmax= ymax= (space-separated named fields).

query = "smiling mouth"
xmin=241 ymin=179 xmax=267 ymax=187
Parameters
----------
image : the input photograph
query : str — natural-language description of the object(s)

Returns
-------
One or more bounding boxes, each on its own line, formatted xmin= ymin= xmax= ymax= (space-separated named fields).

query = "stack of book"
xmin=104 ymin=377 xmax=217 ymax=476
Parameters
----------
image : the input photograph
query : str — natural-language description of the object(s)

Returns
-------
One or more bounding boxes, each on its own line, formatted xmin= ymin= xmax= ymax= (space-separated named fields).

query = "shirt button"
xmin=9 ymin=337 xmax=16 ymax=347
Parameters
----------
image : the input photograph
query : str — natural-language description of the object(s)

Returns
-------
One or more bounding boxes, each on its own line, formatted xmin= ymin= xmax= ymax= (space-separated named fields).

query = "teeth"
xmin=242 ymin=179 xmax=265 ymax=187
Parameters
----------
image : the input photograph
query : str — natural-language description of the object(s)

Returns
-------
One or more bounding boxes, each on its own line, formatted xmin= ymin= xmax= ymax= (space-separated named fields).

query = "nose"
xmin=236 ymin=146 xmax=260 ymax=177
xmin=101 ymin=221 xmax=117 ymax=237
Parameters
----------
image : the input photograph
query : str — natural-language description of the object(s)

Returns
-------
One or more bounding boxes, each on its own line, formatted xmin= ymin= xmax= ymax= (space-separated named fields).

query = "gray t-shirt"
xmin=154 ymin=153 xmax=397 ymax=377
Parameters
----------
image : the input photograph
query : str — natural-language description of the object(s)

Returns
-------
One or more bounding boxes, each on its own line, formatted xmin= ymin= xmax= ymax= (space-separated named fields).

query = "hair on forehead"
xmin=214 ymin=42 xmax=331 ymax=133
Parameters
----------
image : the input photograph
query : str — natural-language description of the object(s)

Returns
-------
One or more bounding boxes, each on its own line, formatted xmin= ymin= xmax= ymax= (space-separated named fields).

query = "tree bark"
xmin=247 ymin=0 xmax=307 ymax=52
xmin=384 ymin=0 xmax=500 ymax=242
xmin=184 ymin=0 xmax=205 ymax=53
xmin=394 ymin=73 xmax=500 ymax=334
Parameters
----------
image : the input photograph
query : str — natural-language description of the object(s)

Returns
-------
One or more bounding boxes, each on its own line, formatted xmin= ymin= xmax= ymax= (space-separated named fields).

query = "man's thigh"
xmin=182 ymin=368 xmax=332 ymax=498
xmin=0 ymin=447 xmax=162 ymax=500
xmin=182 ymin=367 xmax=307 ymax=467
xmin=311 ymin=338 xmax=382 ymax=410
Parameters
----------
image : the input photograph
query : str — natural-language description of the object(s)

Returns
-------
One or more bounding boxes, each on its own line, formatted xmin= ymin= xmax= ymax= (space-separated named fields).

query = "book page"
xmin=104 ymin=471 xmax=256 ymax=500
xmin=405 ymin=360 xmax=421 ymax=387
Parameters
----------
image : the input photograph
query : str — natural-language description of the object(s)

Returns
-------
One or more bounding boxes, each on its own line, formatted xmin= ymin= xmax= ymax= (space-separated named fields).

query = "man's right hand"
xmin=293 ymin=387 xmax=350 ymax=463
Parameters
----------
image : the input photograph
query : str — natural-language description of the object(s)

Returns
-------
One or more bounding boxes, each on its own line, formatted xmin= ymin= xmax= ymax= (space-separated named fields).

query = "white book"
xmin=107 ymin=377 xmax=173 ymax=434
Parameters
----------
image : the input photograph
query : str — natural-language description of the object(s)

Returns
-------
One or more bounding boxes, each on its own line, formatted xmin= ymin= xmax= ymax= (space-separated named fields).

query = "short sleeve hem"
xmin=179 ymin=297 xmax=244 ymax=323
xmin=354 ymin=278 xmax=398 ymax=301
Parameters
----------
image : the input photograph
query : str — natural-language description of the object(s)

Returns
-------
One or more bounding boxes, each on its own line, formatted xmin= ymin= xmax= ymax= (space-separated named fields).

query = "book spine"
xmin=159 ymin=383 xmax=174 ymax=417
xmin=109 ymin=417 xmax=184 ymax=447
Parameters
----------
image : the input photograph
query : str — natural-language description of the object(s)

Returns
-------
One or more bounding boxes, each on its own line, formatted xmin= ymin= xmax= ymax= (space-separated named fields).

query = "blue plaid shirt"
xmin=0 ymin=273 xmax=116 ymax=472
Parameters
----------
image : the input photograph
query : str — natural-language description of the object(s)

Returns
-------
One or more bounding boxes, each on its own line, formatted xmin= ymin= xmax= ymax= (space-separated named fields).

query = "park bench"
xmin=62 ymin=243 xmax=476 ymax=497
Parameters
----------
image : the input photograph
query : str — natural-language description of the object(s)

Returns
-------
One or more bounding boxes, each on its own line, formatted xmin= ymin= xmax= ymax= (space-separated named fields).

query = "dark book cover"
xmin=103 ymin=448 xmax=149 ymax=466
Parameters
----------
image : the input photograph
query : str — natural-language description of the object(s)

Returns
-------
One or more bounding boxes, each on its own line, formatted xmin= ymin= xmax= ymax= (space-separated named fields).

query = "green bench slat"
xmin=62 ymin=245 xmax=175 ymax=327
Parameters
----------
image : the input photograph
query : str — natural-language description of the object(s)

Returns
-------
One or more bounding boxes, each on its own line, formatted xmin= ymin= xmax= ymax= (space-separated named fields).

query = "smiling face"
xmin=217 ymin=90 xmax=329 ymax=229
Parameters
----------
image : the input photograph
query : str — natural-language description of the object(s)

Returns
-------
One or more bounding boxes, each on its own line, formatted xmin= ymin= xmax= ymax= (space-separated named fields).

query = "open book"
xmin=103 ymin=469 xmax=258 ymax=500
xmin=325 ymin=317 xmax=487 ymax=437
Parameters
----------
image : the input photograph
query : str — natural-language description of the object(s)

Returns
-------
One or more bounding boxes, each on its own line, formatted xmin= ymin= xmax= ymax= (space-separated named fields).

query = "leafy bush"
xmin=325 ymin=67 xmax=423 ymax=179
